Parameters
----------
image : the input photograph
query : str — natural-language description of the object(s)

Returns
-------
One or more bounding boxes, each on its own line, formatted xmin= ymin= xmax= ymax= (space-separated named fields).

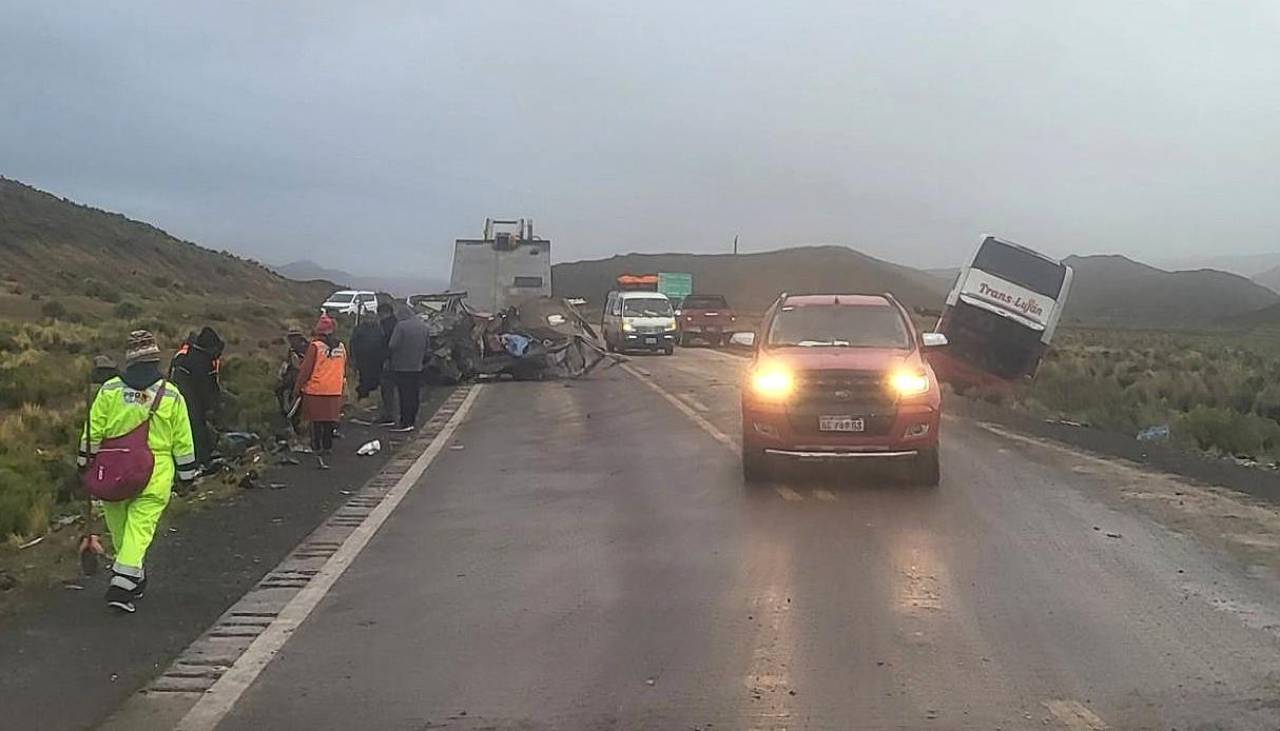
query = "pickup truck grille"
xmin=787 ymin=369 xmax=896 ymax=435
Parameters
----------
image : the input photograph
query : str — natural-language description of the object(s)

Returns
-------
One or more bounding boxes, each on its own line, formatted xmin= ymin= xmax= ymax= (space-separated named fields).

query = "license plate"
xmin=819 ymin=416 xmax=865 ymax=432
xmin=645 ymin=337 xmax=657 ymax=345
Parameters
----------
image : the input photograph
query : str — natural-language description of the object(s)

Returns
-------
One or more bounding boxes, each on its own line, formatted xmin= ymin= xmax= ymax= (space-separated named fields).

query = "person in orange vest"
xmin=292 ymin=314 xmax=347 ymax=469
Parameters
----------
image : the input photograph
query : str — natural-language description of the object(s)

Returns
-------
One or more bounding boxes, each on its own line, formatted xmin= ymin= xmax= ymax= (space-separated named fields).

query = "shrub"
xmin=83 ymin=279 xmax=122 ymax=303
xmin=40 ymin=300 xmax=67 ymax=319
xmin=113 ymin=300 xmax=144 ymax=320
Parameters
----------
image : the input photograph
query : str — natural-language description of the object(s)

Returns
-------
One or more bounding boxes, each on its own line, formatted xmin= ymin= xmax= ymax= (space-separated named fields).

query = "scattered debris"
xmin=1045 ymin=418 xmax=1088 ymax=428
xmin=1136 ymin=424 xmax=1170 ymax=442
xmin=0 ymin=571 xmax=16 ymax=591
xmin=1105 ymin=532 xmax=1122 ymax=539
xmin=18 ymin=535 xmax=44 ymax=550
xmin=50 ymin=514 xmax=81 ymax=531
xmin=237 ymin=470 xmax=261 ymax=490
xmin=168 ymin=527 xmax=179 ymax=534
xmin=356 ymin=439 xmax=382 ymax=456
xmin=277 ymin=455 xmax=301 ymax=466
xmin=217 ymin=432 xmax=261 ymax=458
xmin=339 ymin=490 xmax=353 ymax=496
xmin=449 ymin=444 xmax=466 ymax=451
xmin=62 ymin=582 xmax=85 ymax=591
xmin=645 ymin=678 xmax=656 ymax=686
xmin=268 ymin=482 xmax=288 ymax=490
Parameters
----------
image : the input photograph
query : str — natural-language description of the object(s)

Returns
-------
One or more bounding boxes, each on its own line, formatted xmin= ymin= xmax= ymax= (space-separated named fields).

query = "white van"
xmin=321 ymin=290 xmax=378 ymax=317
xmin=602 ymin=291 xmax=677 ymax=355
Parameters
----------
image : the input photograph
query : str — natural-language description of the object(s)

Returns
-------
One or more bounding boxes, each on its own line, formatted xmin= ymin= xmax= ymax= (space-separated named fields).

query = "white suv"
xmin=321 ymin=290 xmax=378 ymax=316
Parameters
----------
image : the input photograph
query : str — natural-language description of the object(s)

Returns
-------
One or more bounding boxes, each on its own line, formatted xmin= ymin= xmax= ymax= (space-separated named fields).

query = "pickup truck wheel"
xmin=910 ymin=448 xmax=940 ymax=487
xmin=743 ymin=449 xmax=771 ymax=483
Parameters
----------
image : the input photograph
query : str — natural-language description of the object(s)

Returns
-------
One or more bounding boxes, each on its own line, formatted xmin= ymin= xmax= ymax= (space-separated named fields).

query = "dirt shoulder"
xmin=0 ymin=387 xmax=450 ymax=731
xmin=947 ymin=393 xmax=1280 ymax=505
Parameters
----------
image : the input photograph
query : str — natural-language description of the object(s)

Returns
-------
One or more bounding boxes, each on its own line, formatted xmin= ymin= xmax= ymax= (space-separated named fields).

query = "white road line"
xmin=621 ymin=363 xmax=737 ymax=452
xmin=175 ymin=385 xmax=485 ymax=731
xmin=812 ymin=489 xmax=838 ymax=502
xmin=775 ymin=486 xmax=805 ymax=502
xmin=1044 ymin=699 xmax=1109 ymax=730
xmin=683 ymin=394 xmax=711 ymax=413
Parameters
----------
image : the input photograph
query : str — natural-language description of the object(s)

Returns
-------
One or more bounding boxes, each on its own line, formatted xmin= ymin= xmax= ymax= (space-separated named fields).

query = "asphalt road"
xmin=164 ymin=348 xmax=1280 ymax=729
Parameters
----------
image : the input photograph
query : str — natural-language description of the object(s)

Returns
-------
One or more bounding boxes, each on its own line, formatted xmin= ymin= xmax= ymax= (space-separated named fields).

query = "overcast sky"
xmin=2 ymin=1 xmax=1278 ymax=277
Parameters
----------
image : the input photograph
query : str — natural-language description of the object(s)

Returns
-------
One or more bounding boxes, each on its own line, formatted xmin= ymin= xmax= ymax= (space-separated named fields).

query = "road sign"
xmin=657 ymin=272 xmax=693 ymax=300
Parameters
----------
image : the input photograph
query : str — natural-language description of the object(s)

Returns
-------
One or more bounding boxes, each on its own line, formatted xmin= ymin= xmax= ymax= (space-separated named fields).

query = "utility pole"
xmin=733 ymin=234 xmax=739 ymax=255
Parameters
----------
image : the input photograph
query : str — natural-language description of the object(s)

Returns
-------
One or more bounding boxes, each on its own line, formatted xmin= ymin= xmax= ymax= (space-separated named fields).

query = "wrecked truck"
xmin=411 ymin=293 xmax=620 ymax=382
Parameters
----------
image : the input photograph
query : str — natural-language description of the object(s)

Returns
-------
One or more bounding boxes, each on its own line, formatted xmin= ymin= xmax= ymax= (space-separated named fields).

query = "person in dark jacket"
xmin=375 ymin=302 xmax=399 ymax=426
xmin=275 ymin=328 xmax=309 ymax=442
xmin=386 ymin=309 xmax=429 ymax=433
xmin=168 ymin=326 xmax=224 ymax=468
xmin=350 ymin=312 xmax=389 ymax=402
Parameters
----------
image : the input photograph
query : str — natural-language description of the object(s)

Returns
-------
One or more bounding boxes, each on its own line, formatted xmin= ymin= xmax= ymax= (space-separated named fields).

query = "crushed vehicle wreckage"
xmin=408 ymin=292 xmax=623 ymax=382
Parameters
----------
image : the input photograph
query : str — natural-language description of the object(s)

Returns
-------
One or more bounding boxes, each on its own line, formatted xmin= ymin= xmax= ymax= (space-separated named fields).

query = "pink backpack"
xmin=82 ymin=382 xmax=166 ymax=502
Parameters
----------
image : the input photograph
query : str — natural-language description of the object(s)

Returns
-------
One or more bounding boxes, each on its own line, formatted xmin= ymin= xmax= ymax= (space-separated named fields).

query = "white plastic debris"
xmin=356 ymin=439 xmax=382 ymax=456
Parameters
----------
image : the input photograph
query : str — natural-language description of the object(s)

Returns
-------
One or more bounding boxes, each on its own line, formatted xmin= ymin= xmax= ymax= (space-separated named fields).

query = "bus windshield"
xmin=972 ymin=239 xmax=1066 ymax=298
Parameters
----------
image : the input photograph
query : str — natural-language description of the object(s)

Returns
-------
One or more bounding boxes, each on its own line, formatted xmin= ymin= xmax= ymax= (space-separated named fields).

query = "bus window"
xmin=972 ymin=239 xmax=1067 ymax=298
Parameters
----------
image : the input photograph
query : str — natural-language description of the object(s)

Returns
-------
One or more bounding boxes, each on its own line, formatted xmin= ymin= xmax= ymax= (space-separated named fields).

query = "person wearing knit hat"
xmin=78 ymin=330 xmax=197 ymax=613
xmin=125 ymin=329 xmax=161 ymax=365
xmin=293 ymin=314 xmax=348 ymax=468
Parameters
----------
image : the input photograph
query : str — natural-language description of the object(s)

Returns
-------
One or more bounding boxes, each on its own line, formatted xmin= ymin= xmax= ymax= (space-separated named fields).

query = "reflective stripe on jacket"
xmin=302 ymin=340 xmax=347 ymax=396
xmin=77 ymin=377 xmax=199 ymax=481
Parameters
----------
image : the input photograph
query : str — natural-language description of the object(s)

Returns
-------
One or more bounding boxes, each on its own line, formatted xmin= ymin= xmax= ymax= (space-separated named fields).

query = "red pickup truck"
xmin=677 ymin=294 xmax=737 ymax=347
xmin=739 ymin=293 xmax=948 ymax=485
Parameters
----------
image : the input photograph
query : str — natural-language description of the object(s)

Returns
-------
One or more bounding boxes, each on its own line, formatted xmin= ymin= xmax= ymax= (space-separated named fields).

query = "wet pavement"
xmin=193 ymin=348 xmax=1280 ymax=730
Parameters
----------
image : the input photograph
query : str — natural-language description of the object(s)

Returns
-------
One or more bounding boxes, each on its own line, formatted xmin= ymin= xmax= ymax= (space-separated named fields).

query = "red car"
xmin=739 ymin=293 xmax=948 ymax=485
xmin=677 ymin=294 xmax=736 ymax=347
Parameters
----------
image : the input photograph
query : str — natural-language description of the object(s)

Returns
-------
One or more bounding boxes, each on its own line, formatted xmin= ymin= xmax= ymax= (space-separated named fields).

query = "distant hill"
xmin=1252 ymin=264 xmax=1280 ymax=294
xmin=1158 ymin=252 xmax=1280 ymax=279
xmin=1062 ymin=255 xmax=1280 ymax=326
xmin=275 ymin=260 xmax=447 ymax=298
xmin=0 ymin=177 xmax=335 ymax=339
xmin=551 ymin=246 xmax=949 ymax=314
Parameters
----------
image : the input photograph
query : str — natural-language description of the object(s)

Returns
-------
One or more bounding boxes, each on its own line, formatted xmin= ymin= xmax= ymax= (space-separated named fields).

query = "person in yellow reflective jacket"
xmin=78 ymin=330 xmax=197 ymax=613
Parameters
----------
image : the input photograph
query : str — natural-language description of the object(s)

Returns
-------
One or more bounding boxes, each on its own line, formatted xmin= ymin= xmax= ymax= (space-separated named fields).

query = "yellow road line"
xmin=1044 ymin=699 xmax=1109 ymax=730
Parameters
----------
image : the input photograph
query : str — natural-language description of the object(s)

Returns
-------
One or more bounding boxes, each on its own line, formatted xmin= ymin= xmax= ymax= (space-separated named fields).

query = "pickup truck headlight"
xmin=622 ymin=320 xmax=634 ymax=332
xmin=664 ymin=320 xmax=678 ymax=332
xmin=889 ymin=368 xmax=930 ymax=397
xmin=751 ymin=364 xmax=795 ymax=400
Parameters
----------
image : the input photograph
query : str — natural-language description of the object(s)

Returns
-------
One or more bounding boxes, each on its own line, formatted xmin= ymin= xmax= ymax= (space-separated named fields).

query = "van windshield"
xmin=623 ymin=298 xmax=673 ymax=317
xmin=327 ymin=293 xmax=355 ymax=303
xmin=768 ymin=305 xmax=910 ymax=348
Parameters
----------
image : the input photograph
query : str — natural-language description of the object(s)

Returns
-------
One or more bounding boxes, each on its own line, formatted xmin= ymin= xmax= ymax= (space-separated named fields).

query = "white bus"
xmin=934 ymin=235 xmax=1074 ymax=384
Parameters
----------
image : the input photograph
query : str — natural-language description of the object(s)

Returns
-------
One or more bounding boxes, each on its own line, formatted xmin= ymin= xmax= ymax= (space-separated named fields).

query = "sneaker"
xmin=388 ymin=425 xmax=415 ymax=433
xmin=132 ymin=577 xmax=147 ymax=601
xmin=375 ymin=419 xmax=396 ymax=427
xmin=107 ymin=598 xmax=136 ymax=614
xmin=105 ymin=574 xmax=140 ymax=613
xmin=316 ymin=455 xmax=331 ymax=470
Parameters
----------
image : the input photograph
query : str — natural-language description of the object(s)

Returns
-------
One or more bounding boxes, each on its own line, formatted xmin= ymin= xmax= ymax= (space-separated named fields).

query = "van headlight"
xmin=622 ymin=320 xmax=634 ymax=332
xmin=751 ymin=364 xmax=795 ymax=400
xmin=889 ymin=368 xmax=930 ymax=397
xmin=664 ymin=320 xmax=677 ymax=332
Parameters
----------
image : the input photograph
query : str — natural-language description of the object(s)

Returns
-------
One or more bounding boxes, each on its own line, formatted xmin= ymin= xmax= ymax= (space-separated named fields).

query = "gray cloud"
xmin=2 ymin=0 xmax=1278 ymax=275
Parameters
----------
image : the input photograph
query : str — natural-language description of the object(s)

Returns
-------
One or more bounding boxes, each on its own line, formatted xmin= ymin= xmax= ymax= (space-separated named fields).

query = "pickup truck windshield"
xmin=623 ymin=298 xmax=674 ymax=317
xmin=768 ymin=305 xmax=910 ymax=348
xmin=682 ymin=295 xmax=728 ymax=310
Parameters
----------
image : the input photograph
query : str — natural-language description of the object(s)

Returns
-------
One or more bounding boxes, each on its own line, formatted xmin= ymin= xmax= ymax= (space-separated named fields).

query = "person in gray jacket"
xmin=386 ymin=309 xmax=430 ymax=432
